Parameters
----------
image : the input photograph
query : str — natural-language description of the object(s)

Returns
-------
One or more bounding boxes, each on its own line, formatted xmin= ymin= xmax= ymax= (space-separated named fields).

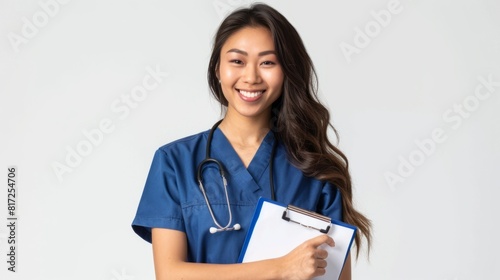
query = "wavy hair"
xmin=207 ymin=3 xmax=372 ymax=257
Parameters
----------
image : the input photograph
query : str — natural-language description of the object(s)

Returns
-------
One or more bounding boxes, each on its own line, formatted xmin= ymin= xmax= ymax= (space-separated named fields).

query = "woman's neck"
xmin=218 ymin=113 xmax=270 ymax=148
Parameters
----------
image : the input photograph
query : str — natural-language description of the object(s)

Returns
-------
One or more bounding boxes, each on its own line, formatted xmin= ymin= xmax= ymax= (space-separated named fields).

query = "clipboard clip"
xmin=281 ymin=205 xmax=331 ymax=234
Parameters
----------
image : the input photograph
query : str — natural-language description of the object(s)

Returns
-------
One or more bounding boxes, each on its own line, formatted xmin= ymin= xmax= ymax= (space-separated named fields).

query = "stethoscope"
xmin=196 ymin=119 xmax=277 ymax=234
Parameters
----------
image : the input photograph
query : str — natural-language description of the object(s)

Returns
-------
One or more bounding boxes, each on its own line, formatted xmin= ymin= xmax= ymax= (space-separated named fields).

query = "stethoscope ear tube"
xmin=269 ymin=139 xmax=277 ymax=201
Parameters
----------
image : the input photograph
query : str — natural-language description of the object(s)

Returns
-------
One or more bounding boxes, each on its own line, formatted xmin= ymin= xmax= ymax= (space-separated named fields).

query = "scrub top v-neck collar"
xmin=210 ymin=127 xmax=275 ymax=193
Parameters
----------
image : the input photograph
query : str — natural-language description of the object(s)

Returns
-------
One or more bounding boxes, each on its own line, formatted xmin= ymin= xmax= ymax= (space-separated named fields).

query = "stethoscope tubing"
xmin=196 ymin=119 xmax=276 ymax=233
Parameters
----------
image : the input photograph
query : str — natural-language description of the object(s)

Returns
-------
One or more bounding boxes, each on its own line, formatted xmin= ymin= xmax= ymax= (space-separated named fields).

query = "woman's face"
xmin=218 ymin=26 xmax=284 ymax=122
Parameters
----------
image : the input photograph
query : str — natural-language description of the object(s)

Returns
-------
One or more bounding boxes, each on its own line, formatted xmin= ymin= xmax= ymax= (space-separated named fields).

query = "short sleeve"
xmin=131 ymin=148 xmax=185 ymax=243
xmin=317 ymin=182 xmax=344 ymax=222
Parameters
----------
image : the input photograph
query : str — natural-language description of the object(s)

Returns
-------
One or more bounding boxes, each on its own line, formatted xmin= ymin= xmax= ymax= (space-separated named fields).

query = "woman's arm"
xmin=152 ymin=228 xmax=335 ymax=280
xmin=339 ymin=253 xmax=351 ymax=280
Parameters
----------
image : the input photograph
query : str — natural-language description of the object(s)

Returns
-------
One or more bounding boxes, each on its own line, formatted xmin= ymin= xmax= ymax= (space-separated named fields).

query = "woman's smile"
xmin=236 ymin=89 xmax=266 ymax=102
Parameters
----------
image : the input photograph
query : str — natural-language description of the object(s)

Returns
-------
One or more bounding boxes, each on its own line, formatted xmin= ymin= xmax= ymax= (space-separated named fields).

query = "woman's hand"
xmin=152 ymin=228 xmax=342 ymax=280
xmin=277 ymin=234 xmax=335 ymax=280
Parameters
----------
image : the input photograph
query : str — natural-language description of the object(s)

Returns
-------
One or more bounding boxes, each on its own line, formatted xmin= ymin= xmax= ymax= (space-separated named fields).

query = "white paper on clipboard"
xmin=238 ymin=197 xmax=356 ymax=280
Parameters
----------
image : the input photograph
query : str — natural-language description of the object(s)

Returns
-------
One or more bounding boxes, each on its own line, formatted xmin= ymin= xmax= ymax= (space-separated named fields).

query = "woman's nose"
xmin=242 ymin=64 xmax=262 ymax=84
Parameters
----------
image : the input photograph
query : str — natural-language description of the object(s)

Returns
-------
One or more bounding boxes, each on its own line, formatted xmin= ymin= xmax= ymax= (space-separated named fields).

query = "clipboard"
xmin=238 ymin=197 xmax=356 ymax=280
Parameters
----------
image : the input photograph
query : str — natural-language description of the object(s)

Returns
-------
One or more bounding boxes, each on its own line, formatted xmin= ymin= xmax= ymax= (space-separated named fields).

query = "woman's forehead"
xmin=221 ymin=26 xmax=275 ymax=54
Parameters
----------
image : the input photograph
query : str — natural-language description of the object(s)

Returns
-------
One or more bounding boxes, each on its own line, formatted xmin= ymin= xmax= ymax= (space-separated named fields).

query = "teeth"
xmin=239 ymin=90 xmax=264 ymax=98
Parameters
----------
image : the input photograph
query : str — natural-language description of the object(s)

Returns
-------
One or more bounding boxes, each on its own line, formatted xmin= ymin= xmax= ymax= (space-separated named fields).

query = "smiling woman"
xmin=221 ymin=39 xmax=282 ymax=104
xmin=217 ymin=26 xmax=284 ymax=144
xmin=132 ymin=3 xmax=371 ymax=280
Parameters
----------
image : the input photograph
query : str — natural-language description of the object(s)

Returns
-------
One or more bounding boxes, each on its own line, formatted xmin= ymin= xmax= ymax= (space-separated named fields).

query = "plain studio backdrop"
xmin=1 ymin=0 xmax=499 ymax=279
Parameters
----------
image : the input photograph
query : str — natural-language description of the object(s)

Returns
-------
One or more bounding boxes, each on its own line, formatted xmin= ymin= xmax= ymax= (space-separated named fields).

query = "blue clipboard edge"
xmin=237 ymin=197 xmax=279 ymax=262
xmin=237 ymin=197 xmax=357 ymax=272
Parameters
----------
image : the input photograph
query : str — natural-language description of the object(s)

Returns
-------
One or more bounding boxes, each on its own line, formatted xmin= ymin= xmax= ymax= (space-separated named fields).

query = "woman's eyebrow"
xmin=226 ymin=48 xmax=276 ymax=56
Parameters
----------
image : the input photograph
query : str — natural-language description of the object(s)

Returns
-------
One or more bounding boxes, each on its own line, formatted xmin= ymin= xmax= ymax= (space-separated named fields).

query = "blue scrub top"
xmin=132 ymin=128 xmax=343 ymax=264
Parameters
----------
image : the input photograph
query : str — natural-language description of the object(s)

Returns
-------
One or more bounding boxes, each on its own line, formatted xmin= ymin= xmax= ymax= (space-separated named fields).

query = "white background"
xmin=1 ymin=0 xmax=499 ymax=279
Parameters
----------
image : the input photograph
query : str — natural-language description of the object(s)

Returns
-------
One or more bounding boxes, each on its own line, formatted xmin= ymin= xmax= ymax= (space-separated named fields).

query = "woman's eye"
xmin=230 ymin=59 xmax=243 ymax=65
xmin=261 ymin=61 xmax=275 ymax=66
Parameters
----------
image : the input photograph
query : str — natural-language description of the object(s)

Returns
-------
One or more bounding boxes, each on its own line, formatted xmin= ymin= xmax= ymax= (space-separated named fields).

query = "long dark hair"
xmin=207 ymin=3 xmax=372 ymax=257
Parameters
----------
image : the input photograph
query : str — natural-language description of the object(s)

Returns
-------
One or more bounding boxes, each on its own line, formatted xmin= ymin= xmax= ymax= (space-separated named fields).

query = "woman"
xmin=132 ymin=3 xmax=371 ymax=279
